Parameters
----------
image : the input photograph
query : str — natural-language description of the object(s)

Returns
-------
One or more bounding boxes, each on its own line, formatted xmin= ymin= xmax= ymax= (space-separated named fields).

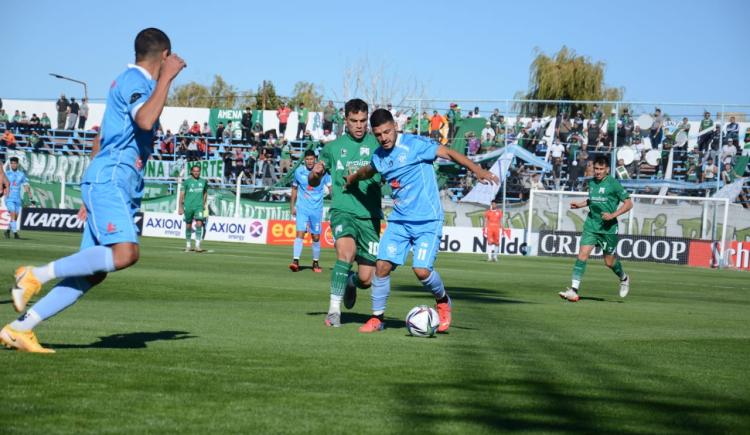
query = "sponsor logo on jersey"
xmin=340 ymin=148 xmax=348 ymax=158
xmin=387 ymin=243 xmax=398 ymax=257
xmin=390 ymin=179 xmax=400 ymax=189
xmin=398 ymin=153 xmax=407 ymax=164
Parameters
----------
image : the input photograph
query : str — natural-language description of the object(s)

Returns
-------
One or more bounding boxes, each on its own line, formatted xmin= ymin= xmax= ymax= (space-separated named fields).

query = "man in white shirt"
xmin=481 ymin=122 xmax=495 ymax=143
xmin=394 ymin=111 xmax=408 ymax=132
xmin=721 ymin=138 xmax=737 ymax=165
xmin=320 ymin=128 xmax=337 ymax=145
xmin=548 ymin=139 xmax=565 ymax=161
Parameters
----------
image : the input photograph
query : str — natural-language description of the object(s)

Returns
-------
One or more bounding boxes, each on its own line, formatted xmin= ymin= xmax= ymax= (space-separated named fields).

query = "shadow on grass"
xmin=0 ymin=299 xmax=12 ymax=305
xmin=394 ymin=285 xmax=530 ymax=305
xmin=306 ymin=311 xmax=405 ymax=329
xmin=50 ymin=330 xmax=195 ymax=349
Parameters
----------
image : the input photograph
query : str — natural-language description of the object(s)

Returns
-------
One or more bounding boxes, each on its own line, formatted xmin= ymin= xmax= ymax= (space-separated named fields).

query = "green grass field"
xmin=0 ymin=232 xmax=748 ymax=434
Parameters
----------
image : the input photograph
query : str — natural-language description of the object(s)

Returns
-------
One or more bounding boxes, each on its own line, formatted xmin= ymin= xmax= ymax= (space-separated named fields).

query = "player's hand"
xmin=311 ymin=162 xmax=326 ymax=178
xmin=76 ymin=205 xmax=87 ymax=221
xmin=570 ymin=202 xmax=582 ymax=209
xmin=161 ymin=54 xmax=186 ymax=82
xmin=475 ymin=169 xmax=499 ymax=185
xmin=482 ymin=228 xmax=488 ymax=238
xmin=601 ymin=212 xmax=615 ymax=221
xmin=344 ymin=172 xmax=359 ymax=189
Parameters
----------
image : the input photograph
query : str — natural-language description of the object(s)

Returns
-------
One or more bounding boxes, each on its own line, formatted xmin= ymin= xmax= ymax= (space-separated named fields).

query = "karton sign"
xmin=141 ymin=212 xmax=267 ymax=244
xmin=439 ymin=227 xmax=536 ymax=256
xmin=537 ymin=231 xmax=689 ymax=264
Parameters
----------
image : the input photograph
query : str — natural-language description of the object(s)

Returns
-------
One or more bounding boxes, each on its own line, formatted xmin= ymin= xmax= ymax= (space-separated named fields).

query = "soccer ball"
xmin=405 ymin=305 xmax=439 ymax=338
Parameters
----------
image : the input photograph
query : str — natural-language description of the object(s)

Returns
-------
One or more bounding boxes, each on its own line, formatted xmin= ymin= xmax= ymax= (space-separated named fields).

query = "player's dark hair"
xmin=191 ymin=164 xmax=201 ymax=171
xmin=370 ymin=109 xmax=394 ymax=129
xmin=135 ymin=28 xmax=171 ymax=61
xmin=304 ymin=149 xmax=316 ymax=158
xmin=9 ymin=157 xmax=19 ymax=163
xmin=344 ymin=98 xmax=368 ymax=117
xmin=593 ymin=156 xmax=609 ymax=167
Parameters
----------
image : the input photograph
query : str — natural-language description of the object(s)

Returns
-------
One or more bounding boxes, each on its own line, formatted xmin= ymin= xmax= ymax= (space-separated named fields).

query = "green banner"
xmin=209 ymin=108 xmax=244 ymax=134
xmin=144 ymin=159 xmax=224 ymax=179
xmin=6 ymin=150 xmax=90 ymax=184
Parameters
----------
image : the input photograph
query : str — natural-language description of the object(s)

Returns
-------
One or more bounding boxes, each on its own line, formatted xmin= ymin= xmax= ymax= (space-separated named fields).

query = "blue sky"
xmin=4 ymin=0 xmax=749 ymax=106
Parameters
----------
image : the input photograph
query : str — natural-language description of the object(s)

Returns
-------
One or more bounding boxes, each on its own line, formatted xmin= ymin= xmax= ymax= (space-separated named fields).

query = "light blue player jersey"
xmin=5 ymin=169 xmax=28 ymax=201
xmin=371 ymin=133 xmax=442 ymax=222
xmin=83 ymin=64 xmax=157 ymax=198
xmin=292 ymin=165 xmax=330 ymax=211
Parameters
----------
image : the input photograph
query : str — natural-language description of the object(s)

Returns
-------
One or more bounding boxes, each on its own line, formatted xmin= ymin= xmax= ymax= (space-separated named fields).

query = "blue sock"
xmin=51 ymin=245 xmax=116 ymax=280
xmin=293 ymin=238 xmax=303 ymax=259
xmin=32 ymin=277 xmax=93 ymax=320
xmin=421 ymin=270 xmax=446 ymax=300
xmin=371 ymin=275 xmax=390 ymax=315
xmin=312 ymin=241 xmax=321 ymax=261
xmin=10 ymin=221 xmax=17 ymax=232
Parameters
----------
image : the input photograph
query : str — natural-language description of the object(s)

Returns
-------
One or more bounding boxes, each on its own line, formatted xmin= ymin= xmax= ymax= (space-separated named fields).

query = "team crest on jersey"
xmin=390 ymin=179 xmax=400 ymax=189
xmin=398 ymin=153 xmax=407 ymax=164
xmin=135 ymin=158 xmax=144 ymax=170
xmin=359 ymin=147 xmax=370 ymax=156
xmin=387 ymin=243 xmax=398 ymax=257
xmin=334 ymin=224 xmax=343 ymax=235
xmin=599 ymin=187 xmax=605 ymax=193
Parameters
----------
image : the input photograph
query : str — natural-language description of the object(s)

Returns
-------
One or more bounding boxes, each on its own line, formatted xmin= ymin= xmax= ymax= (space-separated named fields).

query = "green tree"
xmin=256 ymin=80 xmax=282 ymax=110
xmin=515 ymin=46 xmax=624 ymax=116
xmin=168 ymin=74 xmax=239 ymax=108
xmin=289 ymin=81 xmax=323 ymax=111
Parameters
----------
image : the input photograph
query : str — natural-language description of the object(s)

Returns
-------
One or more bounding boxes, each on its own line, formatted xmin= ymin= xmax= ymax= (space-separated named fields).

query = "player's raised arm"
xmin=133 ymin=54 xmax=186 ymax=131
xmin=436 ymin=145 xmax=499 ymax=184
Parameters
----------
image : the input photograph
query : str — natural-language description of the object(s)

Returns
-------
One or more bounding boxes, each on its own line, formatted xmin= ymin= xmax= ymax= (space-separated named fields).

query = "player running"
xmin=3 ymin=157 xmax=32 ymax=239
xmin=289 ymin=149 xmax=331 ymax=273
xmin=179 ymin=164 xmax=208 ymax=253
xmin=484 ymin=200 xmax=503 ymax=262
xmin=345 ymin=109 xmax=498 ymax=333
xmin=559 ymin=155 xmax=632 ymax=302
xmin=1 ymin=28 xmax=185 ymax=352
xmin=309 ymin=98 xmax=382 ymax=328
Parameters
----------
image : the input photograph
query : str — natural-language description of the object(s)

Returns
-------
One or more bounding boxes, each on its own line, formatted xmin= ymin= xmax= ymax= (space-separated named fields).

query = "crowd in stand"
xmin=1 ymin=96 xmax=749 ymax=206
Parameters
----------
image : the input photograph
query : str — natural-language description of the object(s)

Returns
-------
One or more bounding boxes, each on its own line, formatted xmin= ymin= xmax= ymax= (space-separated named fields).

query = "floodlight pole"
xmin=49 ymin=73 xmax=88 ymax=100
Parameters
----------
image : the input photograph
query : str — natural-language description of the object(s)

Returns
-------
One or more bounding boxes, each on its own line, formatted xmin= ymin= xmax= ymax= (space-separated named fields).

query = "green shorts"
xmin=183 ymin=207 xmax=204 ymax=223
xmin=581 ymin=231 xmax=618 ymax=256
xmin=330 ymin=210 xmax=380 ymax=265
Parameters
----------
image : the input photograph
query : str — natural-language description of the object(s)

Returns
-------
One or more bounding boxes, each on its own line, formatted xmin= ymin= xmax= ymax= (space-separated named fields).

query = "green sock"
xmin=195 ymin=226 xmax=203 ymax=240
xmin=185 ymin=227 xmax=192 ymax=242
xmin=611 ymin=260 xmax=625 ymax=280
xmin=330 ymin=260 xmax=352 ymax=296
xmin=571 ymin=259 xmax=587 ymax=290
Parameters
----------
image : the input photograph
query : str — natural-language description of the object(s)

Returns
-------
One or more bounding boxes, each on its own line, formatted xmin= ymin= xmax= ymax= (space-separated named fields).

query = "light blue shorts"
xmin=79 ymin=181 xmax=140 ymax=249
xmin=378 ymin=219 xmax=442 ymax=270
xmin=295 ymin=207 xmax=323 ymax=235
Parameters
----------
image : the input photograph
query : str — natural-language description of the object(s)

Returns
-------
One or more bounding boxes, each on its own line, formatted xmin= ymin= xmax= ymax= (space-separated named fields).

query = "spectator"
xmin=394 ymin=110 xmax=408 ymax=133
xmin=19 ymin=111 xmax=30 ymax=133
xmin=649 ymin=108 xmax=663 ymax=149
xmin=447 ymin=103 xmax=460 ymax=144
xmin=178 ymin=120 xmax=189 ymax=136
xmin=430 ymin=110 xmax=444 ymax=141
xmin=251 ymin=121 xmax=264 ymax=145
xmin=333 ymin=108 xmax=345 ymax=137
xmin=573 ymin=110 xmax=585 ymax=134
xmin=186 ymin=138 xmax=199 ymax=160
xmin=707 ymin=124 xmax=722 ymax=161
xmin=201 ymin=122 xmax=212 ymax=137
xmin=259 ymin=150 xmax=278 ymax=186
xmin=675 ymin=117 xmax=690 ymax=143
xmin=590 ymin=104 xmax=603 ymax=128
xmin=176 ymin=138 xmax=188 ymax=159
xmin=56 ymin=93 xmax=69 ymax=129
xmin=603 ymin=109 xmax=617 ymax=149
xmin=468 ymin=106 xmax=480 ymax=118
xmin=419 ymin=111 xmax=430 ymax=137
xmin=160 ymin=130 xmax=175 ymax=155
xmin=685 ymin=163 xmax=699 ymax=182
xmin=530 ymin=173 xmax=545 ymax=191
xmin=189 ymin=121 xmax=201 ymax=136
xmin=241 ymin=107 xmax=252 ymax=144
xmin=215 ymin=122 xmax=225 ymax=141
xmin=567 ymin=154 xmax=586 ymax=190
xmin=481 ymin=122 xmax=495 ymax=143
xmin=697 ymin=111 xmax=713 ymax=152
xmin=618 ymin=108 xmax=633 ymax=146
xmin=196 ymin=136 xmax=207 ymax=158
xmin=224 ymin=121 xmax=235 ymax=141
xmin=78 ymin=98 xmax=89 ymax=130
xmin=556 ymin=112 xmax=572 ymax=141
xmin=725 ymin=116 xmax=739 ymax=144
xmin=702 ymin=157 xmax=718 ymax=182
xmin=549 ymin=138 xmax=565 ymax=161
xmin=66 ymin=97 xmax=80 ymax=130
xmin=279 ymin=139 xmax=292 ymax=175
xmin=552 ymin=157 xmax=563 ymax=190
xmin=28 ymin=131 xmax=46 ymax=152
xmin=9 ymin=110 xmax=20 ymax=132
xmin=222 ymin=152 xmax=234 ymax=183
xmin=276 ymin=101 xmax=292 ymax=137
xmin=721 ymin=138 xmax=737 ymax=165
xmin=1 ymin=129 xmax=17 ymax=148
xmin=322 ymin=100 xmax=336 ymax=132
xmin=721 ymin=162 xmax=734 ymax=184
xmin=0 ymin=109 xmax=8 ymax=130
xmin=320 ymin=128 xmax=337 ymax=145
xmin=296 ymin=102 xmax=308 ymax=140
xmin=466 ymin=132 xmax=480 ymax=156
xmin=29 ymin=113 xmax=41 ymax=132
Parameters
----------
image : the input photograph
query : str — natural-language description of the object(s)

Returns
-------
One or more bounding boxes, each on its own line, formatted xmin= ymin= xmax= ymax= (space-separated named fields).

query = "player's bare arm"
xmin=345 ymin=165 xmax=377 ymax=188
xmin=134 ymin=53 xmax=186 ymax=131
xmin=570 ymin=200 xmax=589 ymax=209
xmin=308 ymin=161 xmax=326 ymax=187
xmin=290 ymin=185 xmax=298 ymax=217
xmin=601 ymin=198 xmax=633 ymax=221
xmin=436 ymin=145 xmax=499 ymax=184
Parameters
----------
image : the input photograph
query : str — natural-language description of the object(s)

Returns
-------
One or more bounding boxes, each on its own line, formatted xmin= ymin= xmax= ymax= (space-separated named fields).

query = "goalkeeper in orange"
xmin=483 ymin=200 xmax=503 ymax=262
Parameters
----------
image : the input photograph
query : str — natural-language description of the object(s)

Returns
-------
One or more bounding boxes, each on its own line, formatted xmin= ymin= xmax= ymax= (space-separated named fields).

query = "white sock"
xmin=572 ymin=279 xmax=581 ymax=290
xmin=195 ymin=239 xmax=201 ymax=249
xmin=10 ymin=309 xmax=42 ymax=332
xmin=32 ymin=263 xmax=56 ymax=285
xmin=329 ymin=295 xmax=342 ymax=314
xmin=186 ymin=240 xmax=191 ymax=248
xmin=373 ymin=310 xmax=384 ymax=316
